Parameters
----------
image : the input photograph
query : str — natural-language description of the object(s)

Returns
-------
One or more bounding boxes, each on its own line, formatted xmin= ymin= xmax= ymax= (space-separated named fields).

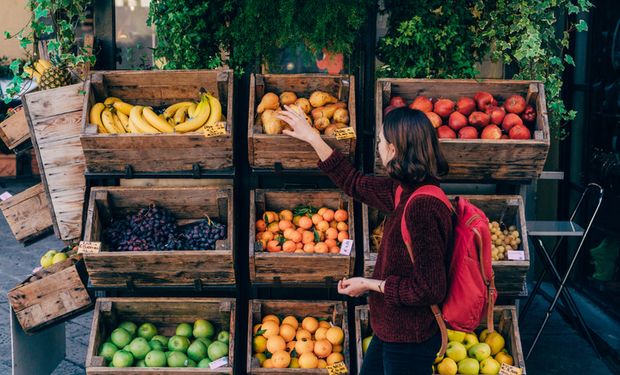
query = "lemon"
xmin=44 ymin=250 xmax=58 ymax=258
xmin=51 ymin=252 xmax=68 ymax=264
xmin=40 ymin=255 xmax=53 ymax=268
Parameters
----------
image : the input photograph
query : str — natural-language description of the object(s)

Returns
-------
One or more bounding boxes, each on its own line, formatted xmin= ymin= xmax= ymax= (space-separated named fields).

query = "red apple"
xmin=504 ymin=95 xmax=527 ymax=114
xmin=486 ymin=105 xmax=506 ymax=125
xmin=522 ymin=104 xmax=536 ymax=123
xmin=410 ymin=96 xmax=433 ymax=112
xmin=425 ymin=112 xmax=442 ymax=129
xmin=509 ymin=124 xmax=531 ymax=139
xmin=458 ymin=126 xmax=479 ymax=139
xmin=437 ymin=125 xmax=457 ymax=139
xmin=448 ymin=111 xmax=468 ymax=131
xmin=474 ymin=91 xmax=497 ymax=111
xmin=502 ymin=113 xmax=524 ymax=132
xmin=434 ymin=99 xmax=455 ymax=118
xmin=468 ymin=111 xmax=491 ymax=128
xmin=390 ymin=96 xmax=407 ymax=108
xmin=456 ymin=96 xmax=476 ymax=116
xmin=481 ymin=124 xmax=502 ymax=140
xmin=384 ymin=105 xmax=397 ymax=116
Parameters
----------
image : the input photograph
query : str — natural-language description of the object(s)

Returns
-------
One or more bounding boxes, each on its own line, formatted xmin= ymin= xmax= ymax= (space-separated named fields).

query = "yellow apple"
xmin=468 ymin=343 xmax=492 ymax=362
xmin=436 ymin=357 xmax=458 ymax=375
xmin=484 ymin=332 xmax=506 ymax=355
xmin=458 ymin=358 xmax=480 ymax=375
xmin=480 ymin=357 xmax=501 ymax=374
xmin=447 ymin=329 xmax=466 ymax=344
xmin=445 ymin=342 xmax=467 ymax=362
xmin=463 ymin=333 xmax=479 ymax=350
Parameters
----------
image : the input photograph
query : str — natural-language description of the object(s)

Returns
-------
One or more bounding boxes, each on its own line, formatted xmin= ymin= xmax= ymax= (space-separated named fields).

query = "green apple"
xmin=362 ymin=335 xmax=373 ymax=354
xmin=138 ymin=323 xmax=158 ymax=341
xmin=98 ymin=342 xmax=118 ymax=363
xmin=168 ymin=335 xmax=191 ymax=353
xmin=447 ymin=329 xmax=466 ymax=344
xmin=112 ymin=350 xmax=134 ymax=368
xmin=198 ymin=358 xmax=212 ymax=368
xmin=445 ymin=341 xmax=467 ymax=362
xmin=208 ymin=341 xmax=228 ymax=361
xmin=463 ymin=333 xmax=479 ymax=350
xmin=151 ymin=335 xmax=169 ymax=346
xmin=187 ymin=340 xmax=209 ymax=362
xmin=167 ymin=351 xmax=189 ymax=368
xmin=145 ymin=350 xmax=167 ymax=367
xmin=149 ymin=339 xmax=165 ymax=351
xmin=135 ymin=359 xmax=146 ymax=367
xmin=186 ymin=359 xmax=197 ymax=367
xmin=468 ymin=342 xmax=492 ymax=362
xmin=110 ymin=328 xmax=132 ymax=349
xmin=436 ymin=357 xmax=457 ymax=375
xmin=193 ymin=319 xmax=215 ymax=339
xmin=176 ymin=323 xmax=193 ymax=338
xmin=480 ymin=357 xmax=501 ymax=374
xmin=129 ymin=337 xmax=151 ymax=360
xmin=217 ymin=331 xmax=230 ymax=344
xmin=118 ymin=321 xmax=137 ymax=337
xmin=458 ymin=358 xmax=480 ymax=375
xmin=196 ymin=337 xmax=213 ymax=348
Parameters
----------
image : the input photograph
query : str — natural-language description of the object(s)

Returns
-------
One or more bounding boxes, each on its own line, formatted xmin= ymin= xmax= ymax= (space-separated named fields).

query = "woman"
xmin=277 ymin=106 xmax=453 ymax=375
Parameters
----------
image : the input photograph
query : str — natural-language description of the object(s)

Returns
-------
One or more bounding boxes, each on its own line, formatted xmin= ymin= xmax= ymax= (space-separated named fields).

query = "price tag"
xmin=327 ymin=361 xmax=348 ymax=374
xmin=339 ymin=239 xmax=354 ymax=256
xmin=334 ymin=127 xmax=356 ymax=140
xmin=0 ymin=191 xmax=13 ymax=201
xmin=209 ymin=356 xmax=228 ymax=369
xmin=499 ymin=363 xmax=523 ymax=375
xmin=78 ymin=241 xmax=101 ymax=254
xmin=507 ymin=250 xmax=525 ymax=261
xmin=204 ymin=122 xmax=227 ymax=138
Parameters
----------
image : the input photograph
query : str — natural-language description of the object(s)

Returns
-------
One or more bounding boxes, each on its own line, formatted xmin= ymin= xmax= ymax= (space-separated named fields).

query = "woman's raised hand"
xmin=276 ymin=105 xmax=321 ymax=144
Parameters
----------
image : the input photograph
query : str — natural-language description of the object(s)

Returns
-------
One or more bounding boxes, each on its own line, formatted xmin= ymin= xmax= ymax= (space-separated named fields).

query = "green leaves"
xmin=576 ymin=19 xmax=588 ymax=32
xmin=564 ymin=55 xmax=575 ymax=66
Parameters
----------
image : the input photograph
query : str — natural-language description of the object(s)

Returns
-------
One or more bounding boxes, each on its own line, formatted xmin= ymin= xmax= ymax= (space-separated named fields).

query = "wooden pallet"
xmin=248 ymin=74 xmax=356 ymax=170
xmin=8 ymin=253 xmax=92 ymax=333
xmin=249 ymin=189 xmax=355 ymax=284
xmin=0 ymin=109 xmax=30 ymax=150
xmin=86 ymin=297 xmax=235 ymax=374
xmin=83 ymin=185 xmax=235 ymax=288
xmin=362 ymin=195 xmax=529 ymax=296
xmin=247 ymin=299 xmax=349 ymax=374
xmin=0 ymin=183 xmax=53 ymax=242
xmin=80 ymin=69 xmax=234 ymax=174
xmin=355 ymin=305 xmax=526 ymax=374
xmin=23 ymin=83 xmax=87 ymax=241
xmin=374 ymin=79 xmax=550 ymax=181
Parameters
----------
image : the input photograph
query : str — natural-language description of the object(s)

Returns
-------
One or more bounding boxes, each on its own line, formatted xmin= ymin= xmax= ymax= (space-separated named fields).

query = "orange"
xmin=317 ymin=359 xmax=327 ymax=368
xmin=296 ymin=242 xmax=303 ymax=249
xmin=263 ymin=314 xmax=280 ymax=324
xmin=303 ymin=243 xmax=315 ymax=253
xmin=266 ymin=240 xmax=281 ymax=252
xmin=317 ymin=207 xmax=328 ymax=216
xmin=262 ymin=358 xmax=274 ymax=368
xmin=283 ymin=228 xmax=296 ymax=239
xmin=338 ymin=231 xmax=349 ymax=242
xmin=295 ymin=338 xmax=314 ymax=354
xmin=298 ymin=352 xmax=319 ymax=369
xmin=325 ymin=239 xmax=337 ymax=248
xmin=271 ymin=350 xmax=291 ymax=368
xmin=302 ymin=231 xmax=315 ymax=244
xmin=279 ymin=210 xmax=293 ymax=221
xmin=294 ymin=249 xmax=304 ymax=253
xmin=315 ymin=327 xmax=328 ymax=341
xmin=337 ymin=222 xmax=348 ymax=232
xmin=256 ymin=219 xmax=267 ymax=232
xmin=282 ymin=240 xmax=296 ymax=253
xmin=260 ymin=231 xmax=274 ymax=242
xmin=327 ymin=352 xmax=344 ymax=365
xmin=329 ymin=246 xmax=341 ymax=254
xmin=253 ymin=335 xmax=267 ymax=353
xmin=322 ymin=209 xmax=335 ymax=222
xmin=326 ymin=327 xmax=344 ymax=345
xmin=286 ymin=340 xmax=296 ymax=353
xmin=316 ymin=221 xmax=330 ymax=232
xmin=293 ymin=215 xmax=301 ymax=227
xmin=282 ymin=316 xmax=299 ymax=329
xmin=326 ymin=228 xmax=338 ymax=240
xmin=312 ymin=214 xmax=323 ymax=225
xmin=289 ymin=230 xmax=302 ymax=243
xmin=296 ymin=227 xmax=305 ymax=234
xmin=302 ymin=317 xmax=319 ymax=334
xmin=253 ymin=323 xmax=262 ymax=335
xmin=266 ymin=335 xmax=286 ymax=353
xmin=299 ymin=216 xmax=313 ymax=230
xmin=331 ymin=220 xmax=339 ymax=229
xmin=319 ymin=321 xmax=331 ymax=329
xmin=334 ymin=209 xmax=348 ymax=222
xmin=314 ymin=242 xmax=329 ymax=254
xmin=267 ymin=222 xmax=280 ymax=233
xmin=280 ymin=324 xmax=296 ymax=342
xmin=279 ymin=220 xmax=293 ymax=231
xmin=332 ymin=344 xmax=343 ymax=353
xmin=314 ymin=339 xmax=333 ymax=358
xmin=263 ymin=211 xmax=278 ymax=223
xmin=261 ymin=320 xmax=280 ymax=338
xmin=296 ymin=329 xmax=312 ymax=341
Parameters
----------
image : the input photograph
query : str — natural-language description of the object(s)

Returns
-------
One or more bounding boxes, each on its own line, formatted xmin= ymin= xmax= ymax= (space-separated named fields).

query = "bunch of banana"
xmin=23 ymin=59 xmax=52 ymax=83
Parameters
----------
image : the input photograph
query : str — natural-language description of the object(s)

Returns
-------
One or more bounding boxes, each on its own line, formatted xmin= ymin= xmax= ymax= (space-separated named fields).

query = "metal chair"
xmin=521 ymin=183 xmax=604 ymax=361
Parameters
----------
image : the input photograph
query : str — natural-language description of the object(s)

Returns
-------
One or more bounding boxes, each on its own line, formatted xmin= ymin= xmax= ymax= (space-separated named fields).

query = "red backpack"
xmin=395 ymin=185 xmax=497 ymax=356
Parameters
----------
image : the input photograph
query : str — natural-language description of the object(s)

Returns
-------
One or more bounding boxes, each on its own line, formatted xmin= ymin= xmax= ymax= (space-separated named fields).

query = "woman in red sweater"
xmin=277 ymin=106 xmax=453 ymax=374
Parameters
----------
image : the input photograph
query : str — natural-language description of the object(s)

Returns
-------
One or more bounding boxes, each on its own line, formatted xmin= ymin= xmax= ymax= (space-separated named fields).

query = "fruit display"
xmin=255 ymin=205 xmax=350 ymax=254
xmin=489 ymin=221 xmax=522 ymax=261
xmin=252 ymin=313 xmax=346 ymax=369
xmin=385 ymin=92 xmax=536 ymax=140
xmin=23 ymin=58 xmax=72 ymax=90
xmin=89 ymin=91 xmax=224 ymax=134
xmin=103 ymin=204 xmax=226 ymax=251
xmin=98 ymin=319 xmax=230 ymax=368
xmin=255 ymin=90 xmax=350 ymax=135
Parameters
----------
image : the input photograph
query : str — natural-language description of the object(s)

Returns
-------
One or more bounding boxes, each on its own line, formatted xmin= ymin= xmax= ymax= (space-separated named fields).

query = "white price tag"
xmin=507 ymin=250 xmax=525 ymax=261
xmin=209 ymin=356 xmax=228 ymax=369
xmin=339 ymin=239 xmax=354 ymax=256
xmin=78 ymin=241 xmax=101 ymax=254
xmin=334 ymin=127 xmax=356 ymax=140
xmin=0 ymin=191 xmax=13 ymax=201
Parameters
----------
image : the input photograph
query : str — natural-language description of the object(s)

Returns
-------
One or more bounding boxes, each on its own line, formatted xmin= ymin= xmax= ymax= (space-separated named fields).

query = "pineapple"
xmin=39 ymin=65 xmax=72 ymax=90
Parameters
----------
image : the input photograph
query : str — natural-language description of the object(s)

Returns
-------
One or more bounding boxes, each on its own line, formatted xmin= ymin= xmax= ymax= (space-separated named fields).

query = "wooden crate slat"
xmin=0 ymin=110 xmax=30 ymax=149
xmin=0 ymin=183 xmax=53 ymax=242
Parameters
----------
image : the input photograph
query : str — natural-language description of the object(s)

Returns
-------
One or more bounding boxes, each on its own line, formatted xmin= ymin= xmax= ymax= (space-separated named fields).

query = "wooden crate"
xmin=362 ymin=195 xmax=529 ymax=296
xmin=0 ymin=183 xmax=53 ymax=242
xmin=0 ymin=109 xmax=30 ymax=150
xmin=248 ymin=74 xmax=356 ymax=170
xmin=23 ymin=83 xmax=87 ymax=241
xmin=354 ymin=305 xmax=526 ymax=374
xmin=80 ymin=69 xmax=234 ymax=174
xmin=0 ymin=153 xmax=16 ymax=176
xmin=247 ymin=299 xmax=349 ymax=374
xmin=86 ymin=298 xmax=235 ymax=374
xmin=8 ymin=253 xmax=92 ymax=333
xmin=83 ymin=185 xmax=235 ymax=288
xmin=374 ymin=79 xmax=550 ymax=181
xmin=249 ymin=189 xmax=355 ymax=284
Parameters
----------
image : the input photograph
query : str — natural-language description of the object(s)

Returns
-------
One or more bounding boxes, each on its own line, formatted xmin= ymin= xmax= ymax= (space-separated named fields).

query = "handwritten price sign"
xmin=204 ymin=122 xmax=227 ymax=138
xmin=327 ymin=361 xmax=348 ymax=375
xmin=334 ymin=127 xmax=356 ymax=140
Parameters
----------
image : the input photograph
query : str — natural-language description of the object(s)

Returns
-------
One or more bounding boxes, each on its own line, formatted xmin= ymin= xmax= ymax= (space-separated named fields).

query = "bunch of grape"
xmin=489 ymin=221 xmax=521 ymax=261
xmin=104 ymin=205 xmax=181 ymax=251
xmin=181 ymin=219 xmax=227 ymax=250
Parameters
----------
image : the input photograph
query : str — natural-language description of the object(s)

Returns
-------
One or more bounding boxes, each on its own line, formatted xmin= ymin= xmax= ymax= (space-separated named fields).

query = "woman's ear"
xmin=387 ymin=142 xmax=396 ymax=161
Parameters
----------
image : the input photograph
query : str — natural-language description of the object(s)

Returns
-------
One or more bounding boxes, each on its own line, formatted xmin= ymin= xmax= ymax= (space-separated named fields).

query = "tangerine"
xmin=266 ymin=335 xmax=286 ymax=353
xmin=326 ymin=228 xmax=338 ymax=240
xmin=322 ymin=209 xmax=335 ymax=222
xmin=296 ymin=329 xmax=312 ymax=341
xmin=279 ymin=220 xmax=293 ymax=231
xmin=282 ymin=240 xmax=296 ymax=253
xmin=262 ymin=358 xmax=273 ymax=368
xmin=266 ymin=240 xmax=281 ymax=252
xmin=317 ymin=207 xmax=328 ymax=216
xmin=260 ymin=320 xmax=279 ymax=338
xmin=316 ymin=221 xmax=330 ymax=232
xmin=271 ymin=350 xmax=291 ymax=368
xmin=317 ymin=359 xmax=327 ymax=368
xmin=298 ymin=352 xmax=319 ymax=369
xmin=302 ymin=317 xmax=319 ymax=334
xmin=314 ymin=339 xmax=333 ymax=358
xmin=314 ymin=242 xmax=329 ymax=254
xmin=267 ymin=222 xmax=280 ymax=233
xmin=329 ymin=246 xmax=341 ymax=254
xmin=279 ymin=210 xmax=293 ymax=221
xmin=326 ymin=327 xmax=344 ymax=345
xmin=334 ymin=209 xmax=348 ymax=222
xmin=289 ymin=231 xmax=302 ymax=243
xmin=326 ymin=352 xmax=344 ymax=365
xmin=318 ymin=321 xmax=331 ymax=329
xmin=315 ymin=327 xmax=328 ymax=341
xmin=302 ymin=231 xmax=315 ymax=244
xmin=295 ymin=338 xmax=314 ymax=354
xmin=299 ymin=216 xmax=313 ymax=230
xmin=279 ymin=324 xmax=296 ymax=342
xmin=303 ymin=243 xmax=315 ymax=253
xmin=311 ymin=214 xmax=322 ymax=225
xmin=337 ymin=222 xmax=348 ymax=232
xmin=263 ymin=314 xmax=280 ymax=324
xmin=256 ymin=219 xmax=266 ymax=232
xmin=263 ymin=211 xmax=278 ymax=223
xmin=283 ymin=228 xmax=296 ymax=239
xmin=338 ymin=231 xmax=349 ymax=242
xmin=282 ymin=316 xmax=299 ymax=330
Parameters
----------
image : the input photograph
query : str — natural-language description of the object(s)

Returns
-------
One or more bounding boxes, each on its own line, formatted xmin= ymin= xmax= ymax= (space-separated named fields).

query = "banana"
xmin=113 ymin=101 xmax=134 ymax=116
xmin=34 ymin=59 xmax=50 ymax=75
xmin=116 ymin=110 xmax=130 ymax=131
xmin=173 ymin=106 xmax=188 ymax=124
xmin=112 ymin=112 xmax=126 ymax=133
xmin=104 ymin=97 xmax=122 ymax=106
xmin=142 ymin=107 xmax=174 ymax=133
xmin=129 ymin=106 xmax=159 ymax=133
xmin=163 ymin=101 xmax=194 ymax=119
xmin=24 ymin=66 xmax=41 ymax=82
xmin=187 ymin=103 xmax=198 ymax=118
xmin=204 ymin=92 xmax=222 ymax=128
xmin=101 ymin=109 xmax=119 ymax=134
xmin=37 ymin=59 xmax=52 ymax=71
xmin=128 ymin=118 xmax=139 ymax=133
xmin=89 ymin=103 xmax=107 ymax=133
xmin=174 ymin=95 xmax=211 ymax=133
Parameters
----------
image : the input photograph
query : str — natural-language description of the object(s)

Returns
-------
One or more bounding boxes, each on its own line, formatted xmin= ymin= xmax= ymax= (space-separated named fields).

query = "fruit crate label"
xmin=340 ymin=239 xmax=354 ymax=255
xmin=499 ymin=363 xmax=523 ymax=375
xmin=507 ymin=250 xmax=525 ymax=261
xmin=78 ymin=241 xmax=101 ymax=254
xmin=334 ymin=127 xmax=356 ymax=140
xmin=327 ymin=361 xmax=348 ymax=374
xmin=0 ymin=191 xmax=12 ymax=201
xmin=209 ymin=356 xmax=228 ymax=369
xmin=204 ymin=122 xmax=227 ymax=138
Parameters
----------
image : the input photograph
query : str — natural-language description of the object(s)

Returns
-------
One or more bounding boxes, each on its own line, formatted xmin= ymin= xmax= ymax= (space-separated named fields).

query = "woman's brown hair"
xmin=382 ymin=107 xmax=449 ymax=183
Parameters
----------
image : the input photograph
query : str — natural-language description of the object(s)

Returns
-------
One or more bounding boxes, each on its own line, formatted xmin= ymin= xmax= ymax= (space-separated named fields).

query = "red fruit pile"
xmin=385 ymin=93 xmax=536 ymax=140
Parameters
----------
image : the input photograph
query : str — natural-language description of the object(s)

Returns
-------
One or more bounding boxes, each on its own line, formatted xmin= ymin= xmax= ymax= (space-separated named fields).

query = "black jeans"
xmin=360 ymin=333 xmax=441 ymax=375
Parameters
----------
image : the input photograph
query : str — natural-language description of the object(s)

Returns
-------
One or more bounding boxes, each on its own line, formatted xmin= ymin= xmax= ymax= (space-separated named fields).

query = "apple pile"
xmin=434 ymin=329 xmax=515 ymax=375
xmin=385 ymin=92 xmax=536 ymax=140
xmin=489 ymin=221 xmax=522 ymax=261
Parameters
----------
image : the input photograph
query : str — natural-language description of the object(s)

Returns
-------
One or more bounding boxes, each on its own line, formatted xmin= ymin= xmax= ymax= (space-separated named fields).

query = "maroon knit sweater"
xmin=319 ymin=150 xmax=453 ymax=343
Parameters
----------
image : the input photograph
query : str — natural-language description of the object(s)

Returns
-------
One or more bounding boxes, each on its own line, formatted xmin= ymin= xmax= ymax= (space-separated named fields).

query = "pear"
xmin=333 ymin=108 xmax=349 ymax=124
xmin=309 ymin=91 xmax=338 ymax=108
xmin=294 ymin=98 xmax=311 ymax=113
xmin=279 ymin=91 xmax=297 ymax=105
xmin=257 ymin=92 xmax=279 ymax=113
